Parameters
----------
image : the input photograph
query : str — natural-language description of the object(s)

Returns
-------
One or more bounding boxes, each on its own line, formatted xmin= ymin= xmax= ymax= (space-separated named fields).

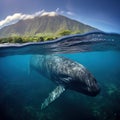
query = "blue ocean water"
xmin=0 ymin=32 xmax=120 ymax=120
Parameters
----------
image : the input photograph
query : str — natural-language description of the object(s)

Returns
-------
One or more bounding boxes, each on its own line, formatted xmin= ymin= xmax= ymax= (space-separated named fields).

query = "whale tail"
xmin=41 ymin=85 xmax=66 ymax=110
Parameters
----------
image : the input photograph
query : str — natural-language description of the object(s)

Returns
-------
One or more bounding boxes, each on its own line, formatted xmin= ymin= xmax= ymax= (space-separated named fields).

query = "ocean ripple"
xmin=0 ymin=32 xmax=120 ymax=57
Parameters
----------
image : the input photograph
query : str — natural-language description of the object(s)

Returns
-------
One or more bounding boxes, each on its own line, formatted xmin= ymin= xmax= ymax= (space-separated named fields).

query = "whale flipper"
xmin=41 ymin=85 xmax=65 ymax=110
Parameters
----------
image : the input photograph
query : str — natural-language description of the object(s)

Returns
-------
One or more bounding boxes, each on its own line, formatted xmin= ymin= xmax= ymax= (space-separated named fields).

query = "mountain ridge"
xmin=0 ymin=14 xmax=99 ymax=38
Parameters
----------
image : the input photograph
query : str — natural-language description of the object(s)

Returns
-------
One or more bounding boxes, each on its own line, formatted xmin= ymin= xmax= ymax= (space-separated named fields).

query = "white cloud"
xmin=55 ymin=8 xmax=59 ymax=12
xmin=33 ymin=9 xmax=45 ymax=16
xmin=41 ymin=11 xmax=58 ymax=17
xmin=0 ymin=9 xmax=75 ymax=29
xmin=55 ymin=8 xmax=74 ymax=16
xmin=66 ymin=11 xmax=74 ymax=15
xmin=0 ymin=10 xmax=45 ymax=29
xmin=0 ymin=13 xmax=22 ymax=28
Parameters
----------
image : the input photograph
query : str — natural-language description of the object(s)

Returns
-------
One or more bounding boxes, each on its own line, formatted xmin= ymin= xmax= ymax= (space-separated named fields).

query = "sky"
xmin=0 ymin=0 xmax=120 ymax=33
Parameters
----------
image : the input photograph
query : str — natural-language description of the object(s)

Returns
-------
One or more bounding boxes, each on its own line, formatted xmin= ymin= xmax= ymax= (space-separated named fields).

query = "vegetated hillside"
xmin=0 ymin=14 xmax=99 ymax=38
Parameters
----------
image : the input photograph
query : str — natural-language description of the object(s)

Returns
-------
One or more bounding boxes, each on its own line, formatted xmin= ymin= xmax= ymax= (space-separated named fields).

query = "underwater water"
xmin=0 ymin=32 xmax=120 ymax=120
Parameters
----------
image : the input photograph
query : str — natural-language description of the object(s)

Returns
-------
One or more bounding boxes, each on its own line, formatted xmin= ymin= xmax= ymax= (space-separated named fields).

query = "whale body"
xmin=30 ymin=55 xmax=100 ymax=109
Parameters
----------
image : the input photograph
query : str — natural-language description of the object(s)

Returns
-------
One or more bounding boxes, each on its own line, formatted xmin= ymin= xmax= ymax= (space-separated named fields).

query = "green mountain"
xmin=0 ymin=14 xmax=99 ymax=38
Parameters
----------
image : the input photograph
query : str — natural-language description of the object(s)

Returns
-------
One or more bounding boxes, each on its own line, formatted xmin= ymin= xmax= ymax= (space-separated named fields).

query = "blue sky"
xmin=0 ymin=0 xmax=120 ymax=33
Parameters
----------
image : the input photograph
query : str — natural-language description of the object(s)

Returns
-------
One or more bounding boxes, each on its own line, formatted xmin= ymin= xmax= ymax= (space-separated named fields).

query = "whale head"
xmin=68 ymin=69 xmax=100 ymax=96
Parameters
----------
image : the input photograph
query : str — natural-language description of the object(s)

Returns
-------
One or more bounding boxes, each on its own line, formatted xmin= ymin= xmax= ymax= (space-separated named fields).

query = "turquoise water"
xmin=0 ymin=32 xmax=120 ymax=120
